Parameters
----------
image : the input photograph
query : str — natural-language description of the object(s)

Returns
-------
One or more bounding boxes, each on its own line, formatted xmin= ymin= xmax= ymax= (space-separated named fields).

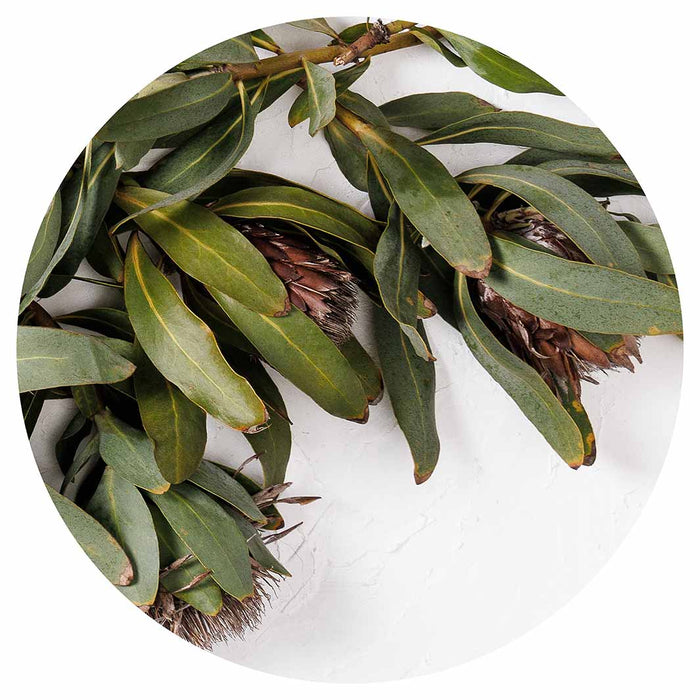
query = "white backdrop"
xmin=28 ymin=19 xmax=683 ymax=683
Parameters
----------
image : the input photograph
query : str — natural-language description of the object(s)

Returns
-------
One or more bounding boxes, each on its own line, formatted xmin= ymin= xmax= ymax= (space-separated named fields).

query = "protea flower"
xmin=239 ymin=222 xmax=358 ymax=344
xmin=477 ymin=206 xmax=642 ymax=420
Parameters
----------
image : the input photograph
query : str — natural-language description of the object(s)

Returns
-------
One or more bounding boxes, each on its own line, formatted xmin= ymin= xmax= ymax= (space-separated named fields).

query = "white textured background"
xmin=30 ymin=19 xmax=682 ymax=683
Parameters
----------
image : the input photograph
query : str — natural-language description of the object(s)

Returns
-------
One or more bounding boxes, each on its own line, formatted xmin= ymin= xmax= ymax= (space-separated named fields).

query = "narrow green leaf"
xmin=550 ymin=374 xmax=596 ymax=466
xmin=86 ymin=223 xmax=125 ymax=282
xmin=134 ymin=347 xmax=207 ymax=484
xmin=338 ymin=335 xmax=383 ymax=405
xmin=409 ymin=27 xmax=467 ymax=67
xmin=212 ymin=185 xmax=381 ymax=247
xmin=22 ymin=192 xmax=61 ymax=296
xmin=302 ymin=57 xmax=336 ymax=136
xmin=346 ymin=119 xmax=491 ymax=277
xmin=55 ymin=410 xmax=92 ymax=473
xmin=17 ymin=327 xmax=135 ymax=392
xmin=21 ymin=390 xmax=45 ymax=438
xmin=381 ymin=92 xmax=496 ymax=130
xmin=97 ymin=73 xmax=235 ymax=142
xmin=150 ymin=504 xmax=223 ymax=615
xmin=175 ymin=33 xmax=258 ymax=70
xmin=373 ymin=308 xmax=439 ymax=484
xmin=59 ymin=432 xmax=99 ymax=495
xmin=143 ymin=80 xmax=263 ymax=195
xmin=19 ymin=142 xmax=93 ymax=313
xmin=87 ymin=467 xmax=160 ymax=606
xmin=48 ymin=485 xmax=134 ymax=586
xmin=324 ymin=118 xmax=369 ymax=191
xmin=123 ymin=236 xmax=268 ymax=431
xmin=439 ymin=29 xmax=562 ymax=94
xmin=374 ymin=204 xmax=434 ymax=361
xmin=418 ymin=111 xmax=617 ymax=157
xmin=537 ymin=159 xmax=642 ymax=197
xmin=57 ymin=308 xmax=134 ymax=341
xmin=148 ymin=483 xmax=254 ymax=600
xmin=115 ymin=186 xmax=289 ymax=316
xmin=485 ymin=234 xmax=682 ymax=335
xmin=188 ymin=460 xmax=266 ymax=522
xmin=251 ymin=29 xmax=282 ymax=54
xmin=459 ymin=164 xmax=644 ymax=275
xmin=454 ymin=274 xmax=584 ymax=466
xmin=289 ymin=18 xmax=340 ymax=39
xmin=114 ymin=139 xmax=154 ymax=170
xmin=94 ymin=410 xmax=170 ymax=494
xmin=336 ymin=91 xmax=390 ymax=128
xmin=211 ymin=289 xmax=369 ymax=422
xmin=618 ymin=221 xmax=674 ymax=274
xmin=366 ymin=152 xmax=391 ymax=222
xmin=229 ymin=510 xmax=290 ymax=577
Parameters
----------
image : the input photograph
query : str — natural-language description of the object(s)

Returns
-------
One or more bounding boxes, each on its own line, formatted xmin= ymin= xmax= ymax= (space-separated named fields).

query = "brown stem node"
xmin=334 ymin=20 xmax=391 ymax=66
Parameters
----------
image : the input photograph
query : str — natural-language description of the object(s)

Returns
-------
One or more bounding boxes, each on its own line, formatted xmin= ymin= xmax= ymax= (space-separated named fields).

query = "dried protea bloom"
xmin=476 ymin=207 xmax=643 ymax=464
xmin=148 ymin=566 xmax=281 ymax=651
xmin=239 ymin=222 xmax=358 ymax=344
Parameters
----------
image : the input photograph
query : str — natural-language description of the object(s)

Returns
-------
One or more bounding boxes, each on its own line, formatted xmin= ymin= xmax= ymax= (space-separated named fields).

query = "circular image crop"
xmin=18 ymin=16 xmax=682 ymax=682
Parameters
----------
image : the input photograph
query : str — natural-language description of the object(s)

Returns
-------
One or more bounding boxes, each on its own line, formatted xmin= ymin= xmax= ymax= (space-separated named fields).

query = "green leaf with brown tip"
xmin=48 ymin=485 xmax=134 ymax=586
xmin=123 ymin=236 xmax=267 ymax=431
xmin=438 ymin=30 xmax=562 ymax=94
xmin=97 ymin=73 xmax=235 ymax=142
xmin=211 ymin=288 xmax=368 ymax=422
xmin=94 ymin=410 xmax=170 ymax=494
xmin=454 ymin=274 xmax=584 ymax=467
xmin=148 ymin=483 xmax=254 ymax=600
xmin=115 ymin=186 xmax=288 ymax=316
xmin=373 ymin=307 xmax=439 ymax=483
xmin=380 ymin=91 xmax=496 ymax=130
xmin=302 ymin=58 xmax=336 ymax=136
xmin=418 ymin=112 xmax=615 ymax=158
xmin=374 ymin=204 xmax=434 ymax=361
xmin=485 ymin=234 xmax=682 ymax=335
xmin=17 ymin=327 xmax=136 ymax=393
xmin=87 ymin=467 xmax=160 ymax=605
xmin=458 ymin=165 xmax=644 ymax=276
xmin=342 ymin=118 xmax=491 ymax=278
xmin=134 ymin=347 xmax=206 ymax=484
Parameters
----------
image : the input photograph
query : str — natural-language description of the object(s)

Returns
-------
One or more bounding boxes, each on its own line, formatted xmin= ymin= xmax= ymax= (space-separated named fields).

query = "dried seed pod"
xmin=240 ymin=222 xmax=358 ymax=344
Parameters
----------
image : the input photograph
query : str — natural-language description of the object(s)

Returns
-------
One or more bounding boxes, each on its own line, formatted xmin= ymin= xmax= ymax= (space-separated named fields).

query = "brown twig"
xmin=334 ymin=19 xmax=391 ymax=66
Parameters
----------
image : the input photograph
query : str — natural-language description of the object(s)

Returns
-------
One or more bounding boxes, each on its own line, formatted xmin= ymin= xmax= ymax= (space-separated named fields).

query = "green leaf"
xmin=17 ymin=327 xmax=136 ymax=393
xmin=324 ymin=118 xmax=369 ymax=191
xmin=373 ymin=308 xmax=439 ymax=483
xmin=87 ymin=467 xmax=160 ymax=606
xmin=55 ymin=410 xmax=92 ymax=473
xmin=418 ymin=111 xmax=617 ymax=158
xmin=114 ymin=139 xmax=154 ymax=170
xmin=458 ymin=164 xmax=644 ymax=275
xmin=142 ymin=80 xmax=263 ymax=195
xmin=485 ymin=233 xmax=682 ymax=335
xmin=618 ymin=221 xmax=674 ymax=274
xmin=149 ymin=504 xmax=223 ymax=615
xmin=228 ymin=510 xmax=290 ymax=577
xmin=148 ymin=483 xmax=254 ymax=600
xmin=380 ymin=92 xmax=496 ymax=130
xmin=409 ymin=27 xmax=467 ymax=67
xmin=19 ymin=142 xmax=93 ymax=313
xmin=56 ymin=308 xmax=134 ymax=341
xmin=438 ymin=29 xmax=562 ymax=94
xmin=44 ymin=143 xmax=122 ymax=296
xmin=175 ymin=33 xmax=258 ymax=70
xmin=115 ymin=186 xmax=289 ymax=316
xmin=338 ymin=335 xmax=383 ymax=405
xmin=97 ymin=73 xmax=235 ymax=142
xmin=223 ymin=349 xmax=292 ymax=486
xmin=289 ymin=18 xmax=340 ymax=39
xmin=212 ymin=185 xmax=381 ymax=248
xmin=344 ymin=118 xmax=491 ymax=277
xmin=188 ymin=460 xmax=266 ymax=522
xmin=48 ymin=485 xmax=133 ymax=586
xmin=289 ymin=59 xmax=371 ymax=128
xmin=251 ymin=29 xmax=282 ymax=54
xmin=211 ymin=289 xmax=369 ymax=422
xmin=550 ymin=373 xmax=596 ymax=466
xmin=374 ymin=204 xmax=434 ymax=361
xmin=336 ymin=91 xmax=390 ymax=128
xmin=302 ymin=57 xmax=336 ymax=136
xmin=454 ymin=274 xmax=585 ymax=466
xmin=537 ymin=159 xmax=642 ymax=197
xmin=94 ymin=410 xmax=170 ymax=494
xmin=86 ymin=223 xmax=125 ymax=282
xmin=59 ymin=430 xmax=99 ymax=494
xmin=366 ymin=152 xmax=391 ymax=221
xmin=134 ymin=347 xmax=206 ymax=484
xmin=22 ymin=192 xmax=61 ymax=296
xmin=21 ymin=390 xmax=45 ymax=438
xmin=123 ymin=236 xmax=267 ymax=431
